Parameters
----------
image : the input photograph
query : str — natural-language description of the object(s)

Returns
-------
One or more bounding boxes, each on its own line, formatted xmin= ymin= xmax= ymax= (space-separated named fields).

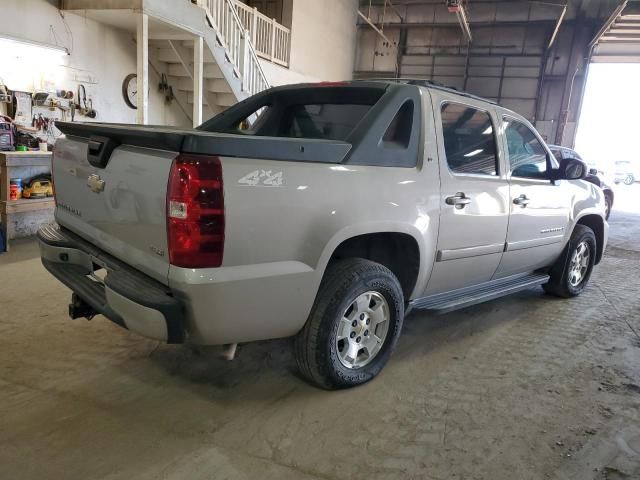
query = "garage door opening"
xmin=575 ymin=63 xmax=640 ymax=215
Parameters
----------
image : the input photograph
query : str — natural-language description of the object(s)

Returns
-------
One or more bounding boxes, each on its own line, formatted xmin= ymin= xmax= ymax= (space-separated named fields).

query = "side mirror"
xmin=589 ymin=168 xmax=598 ymax=176
xmin=556 ymin=158 xmax=588 ymax=180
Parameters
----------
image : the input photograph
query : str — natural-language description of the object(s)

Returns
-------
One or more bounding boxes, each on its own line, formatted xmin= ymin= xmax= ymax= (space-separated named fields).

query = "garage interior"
xmin=1 ymin=0 xmax=640 ymax=479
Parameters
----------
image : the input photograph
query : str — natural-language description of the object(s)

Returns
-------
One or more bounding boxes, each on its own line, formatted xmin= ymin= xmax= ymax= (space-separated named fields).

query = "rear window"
xmin=199 ymin=85 xmax=385 ymax=141
xmin=282 ymin=103 xmax=373 ymax=141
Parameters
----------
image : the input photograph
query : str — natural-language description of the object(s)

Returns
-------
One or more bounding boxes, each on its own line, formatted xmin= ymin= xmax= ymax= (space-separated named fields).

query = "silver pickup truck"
xmin=39 ymin=80 xmax=608 ymax=389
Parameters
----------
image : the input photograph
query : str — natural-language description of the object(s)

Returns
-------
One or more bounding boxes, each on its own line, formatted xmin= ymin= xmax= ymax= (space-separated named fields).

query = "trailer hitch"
xmin=68 ymin=293 xmax=97 ymax=320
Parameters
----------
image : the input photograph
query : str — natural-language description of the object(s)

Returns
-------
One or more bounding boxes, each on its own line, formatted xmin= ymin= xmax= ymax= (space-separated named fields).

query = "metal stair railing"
xmin=198 ymin=0 xmax=271 ymax=97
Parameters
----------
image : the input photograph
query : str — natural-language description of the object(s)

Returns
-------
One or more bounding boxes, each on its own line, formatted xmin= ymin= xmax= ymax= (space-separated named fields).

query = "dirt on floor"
xmin=1 ymin=185 xmax=639 ymax=480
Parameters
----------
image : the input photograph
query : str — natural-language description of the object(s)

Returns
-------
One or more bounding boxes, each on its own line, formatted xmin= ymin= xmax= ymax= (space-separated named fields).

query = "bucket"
xmin=9 ymin=178 xmax=22 ymax=200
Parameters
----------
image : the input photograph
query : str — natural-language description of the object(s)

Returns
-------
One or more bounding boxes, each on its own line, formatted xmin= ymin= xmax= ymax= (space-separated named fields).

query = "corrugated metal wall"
xmin=354 ymin=0 xmax=621 ymax=146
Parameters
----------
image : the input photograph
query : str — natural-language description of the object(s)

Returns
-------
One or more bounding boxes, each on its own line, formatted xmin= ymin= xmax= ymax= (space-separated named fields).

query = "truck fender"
xmin=313 ymin=221 xmax=433 ymax=300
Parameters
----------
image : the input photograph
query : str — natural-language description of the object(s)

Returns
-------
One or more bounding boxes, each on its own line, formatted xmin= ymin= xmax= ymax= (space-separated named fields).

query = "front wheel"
xmin=543 ymin=225 xmax=596 ymax=298
xmin=604 ymin=194 xmax=612 ymax=220
xmin=294 ymin=258 xmax=404 ymax=390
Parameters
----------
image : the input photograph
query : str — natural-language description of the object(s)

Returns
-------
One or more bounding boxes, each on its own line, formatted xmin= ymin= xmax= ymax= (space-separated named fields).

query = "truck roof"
xmin=351 ymin=78 xmax=498 ymax=106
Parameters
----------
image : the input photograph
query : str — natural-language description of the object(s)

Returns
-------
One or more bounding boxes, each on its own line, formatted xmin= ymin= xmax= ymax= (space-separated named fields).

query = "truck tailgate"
xmin=53 ymin=136 xmax=177 ymax=284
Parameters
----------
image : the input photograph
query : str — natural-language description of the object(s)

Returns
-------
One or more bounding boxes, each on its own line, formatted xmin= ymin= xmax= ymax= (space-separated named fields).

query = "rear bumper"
xmin=38 ymin=224 xmax=184 ymax=343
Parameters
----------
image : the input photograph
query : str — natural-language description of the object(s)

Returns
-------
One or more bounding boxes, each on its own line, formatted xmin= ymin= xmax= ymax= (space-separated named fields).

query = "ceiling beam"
xmin=357 ymin=18 xmax=584 ymax=29
xmin=589 ymin=0 xmax=629 ymax=48
xmin=598 ymin=36 xmax=640 ymax=42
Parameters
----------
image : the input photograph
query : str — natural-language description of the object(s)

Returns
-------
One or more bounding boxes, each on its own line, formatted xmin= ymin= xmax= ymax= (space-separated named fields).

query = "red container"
xmin=9 ymin=178 xmax=22 ymax=200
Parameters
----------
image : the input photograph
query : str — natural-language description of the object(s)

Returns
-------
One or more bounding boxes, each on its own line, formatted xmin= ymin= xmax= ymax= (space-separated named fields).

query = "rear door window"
xmin=504 ymin=118 xmax=549 ymax=180
xmin=440 ymin=103 xmax=498 ymax=176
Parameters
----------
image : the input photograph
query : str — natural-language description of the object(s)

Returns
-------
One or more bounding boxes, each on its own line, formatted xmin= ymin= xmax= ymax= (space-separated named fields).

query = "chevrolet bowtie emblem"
xmin=87 ymin=174 xmax=105 ymax=193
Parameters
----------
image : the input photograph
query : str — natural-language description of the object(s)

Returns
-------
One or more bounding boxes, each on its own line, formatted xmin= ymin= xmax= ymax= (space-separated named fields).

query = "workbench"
xmin=0 ymin=151 xmax=54 ymax=250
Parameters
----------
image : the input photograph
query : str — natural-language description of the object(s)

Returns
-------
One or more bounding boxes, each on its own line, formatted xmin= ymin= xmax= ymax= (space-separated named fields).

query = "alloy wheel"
xmin=568 ymin=241 xmax=591 ymax=287
xmin=336 ymin=291 xmax=390 ymax=369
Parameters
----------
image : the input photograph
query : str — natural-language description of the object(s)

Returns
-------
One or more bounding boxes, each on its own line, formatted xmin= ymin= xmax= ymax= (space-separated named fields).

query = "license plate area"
xmin=87 ymin=257 xmax=109 ymax=284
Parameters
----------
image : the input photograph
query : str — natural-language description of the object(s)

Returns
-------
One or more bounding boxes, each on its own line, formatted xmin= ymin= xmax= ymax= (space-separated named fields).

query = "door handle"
xmin=513 ymin=195 xmax=530 ymax=207
xmin=446 ymin=192 xmax=471 ymax=209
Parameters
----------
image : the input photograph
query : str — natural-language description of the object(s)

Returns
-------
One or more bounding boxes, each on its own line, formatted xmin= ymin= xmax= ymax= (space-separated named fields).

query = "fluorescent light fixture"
xmin=464 ymin=149 xmax=484 ymax=157
xmin=0 ymin=35 xmax=69 ymax=56
xmin=398 ymin=180 xmax=415 ymax=185
xmin=482 ymin=127 xmax=493 ymax=135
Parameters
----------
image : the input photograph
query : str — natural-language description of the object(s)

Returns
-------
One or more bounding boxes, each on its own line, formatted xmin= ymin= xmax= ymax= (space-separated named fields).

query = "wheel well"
xmin=576 ymin=214 xmax=604 ymax=264
xmin=329 ymin=233 xmax=420 ymax=299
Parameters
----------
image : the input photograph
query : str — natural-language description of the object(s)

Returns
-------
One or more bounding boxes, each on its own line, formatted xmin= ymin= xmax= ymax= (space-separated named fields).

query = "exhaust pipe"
xmin=221 ymin=343 xmax=238 ymax=361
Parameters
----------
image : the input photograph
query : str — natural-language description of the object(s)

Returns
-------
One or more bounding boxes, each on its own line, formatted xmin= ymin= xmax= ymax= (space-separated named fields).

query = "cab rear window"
xmin=281 ymin=103 xmax=374 ymax=141
xmin=200 ymin=85 xmax=385 ymax=141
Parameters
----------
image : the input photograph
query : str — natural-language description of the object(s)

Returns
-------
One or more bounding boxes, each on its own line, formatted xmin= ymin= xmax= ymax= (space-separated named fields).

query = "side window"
xmin=441 ymin=103 xmax=498 ymax=176
xmin=504 ymin=119 xmax=549 ymax=180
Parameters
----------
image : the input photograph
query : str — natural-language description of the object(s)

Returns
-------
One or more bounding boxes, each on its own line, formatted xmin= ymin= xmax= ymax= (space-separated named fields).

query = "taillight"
xmin=167 ymin=154 xmax=224 ymax=268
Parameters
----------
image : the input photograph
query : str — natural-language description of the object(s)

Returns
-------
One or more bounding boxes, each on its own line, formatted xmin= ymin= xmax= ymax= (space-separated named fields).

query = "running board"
xmin=409 ymin=273 xmax=550 ymax=314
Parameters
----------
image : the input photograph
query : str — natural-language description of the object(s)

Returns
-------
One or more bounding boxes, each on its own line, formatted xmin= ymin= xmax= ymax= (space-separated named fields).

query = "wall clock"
xmin=122 ymin=73 xmax=137 ymax=109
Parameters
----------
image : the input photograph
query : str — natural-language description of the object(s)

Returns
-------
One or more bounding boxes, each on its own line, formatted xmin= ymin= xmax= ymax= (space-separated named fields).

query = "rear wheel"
xmin=543 ymin=225 xmax=596 ymax=298
xmin=294 ymin=258 xmax=404 ymax=390
xmin=604 ymin=193 xmax=612 ymax=220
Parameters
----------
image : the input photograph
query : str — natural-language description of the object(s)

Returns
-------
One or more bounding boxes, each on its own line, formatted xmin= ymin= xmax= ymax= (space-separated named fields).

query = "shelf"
xmin=1 ymin=198 xmax=55 ymax=214
xmin=0 ymin=151 xmax=52 ymax=167
xmin=0 ymin=151 xmax=52 ymax=156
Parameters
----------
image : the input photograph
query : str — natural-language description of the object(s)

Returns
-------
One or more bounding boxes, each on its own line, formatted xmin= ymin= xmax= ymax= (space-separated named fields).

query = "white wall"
xmin=287 ymin=0 xmax=358 ymax=81
xmin=259 ymin=59 xmax=318 ymax=86
xmin=0 ymin=0 xmax=190 ymax=128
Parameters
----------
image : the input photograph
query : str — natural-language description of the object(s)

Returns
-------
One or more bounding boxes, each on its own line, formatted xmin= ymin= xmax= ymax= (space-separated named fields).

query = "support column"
xmin=193 ymin=36 xmax=204 ymax=128
xmin=136 ymin=14 xmax=149 ymax=125
xmin=554 ymin=19 xmax=592 ymax=146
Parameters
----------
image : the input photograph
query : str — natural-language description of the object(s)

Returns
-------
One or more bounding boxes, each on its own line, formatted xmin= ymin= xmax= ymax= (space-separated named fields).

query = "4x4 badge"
xmin=87 ymin=174 xmax=105 ymax=193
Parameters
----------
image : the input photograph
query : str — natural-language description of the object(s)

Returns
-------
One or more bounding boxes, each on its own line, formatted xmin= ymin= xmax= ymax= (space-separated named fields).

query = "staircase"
xmin=63 ymin=0 xmax=288 ymax=125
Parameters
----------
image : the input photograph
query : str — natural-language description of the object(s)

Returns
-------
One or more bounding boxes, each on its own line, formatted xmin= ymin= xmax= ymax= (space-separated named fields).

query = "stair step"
xmin=410 ymin=273 xmax=550 ymax=314
xmin=173 ymin=77 xmax=232 ymax=94
xmin=213 ymin=92 xmax=237 ymax=107
xmin=168 ymin=63 xmax=223 ymax=79
xmin=185 ymin=96 xmax=225 ymax=113
xmin=175 ymin=41 xmax=216 ymax=62
xmin=187 ymin=92 xmax=233 ymax=107
xmin=156 ymin=47 xmax=180 ymax=63
xmin=207 ymin=79 xmax=232 ymax=93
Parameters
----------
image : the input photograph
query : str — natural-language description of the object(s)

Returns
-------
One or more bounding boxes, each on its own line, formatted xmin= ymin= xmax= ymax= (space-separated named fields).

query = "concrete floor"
xmin=1 ymin=186 xmax=639 ymax=480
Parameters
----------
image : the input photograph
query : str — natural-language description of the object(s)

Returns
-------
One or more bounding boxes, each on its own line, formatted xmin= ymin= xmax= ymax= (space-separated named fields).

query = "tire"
xmin=604 ymin=193 xmax=612 ymax=220
xmin=543 ymin=224 xmax=597 ymax=298
xmin=624 ymin=174 xmax=635 ymax=186
xmin=294 ymin=258 xmax=404 ymax=390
